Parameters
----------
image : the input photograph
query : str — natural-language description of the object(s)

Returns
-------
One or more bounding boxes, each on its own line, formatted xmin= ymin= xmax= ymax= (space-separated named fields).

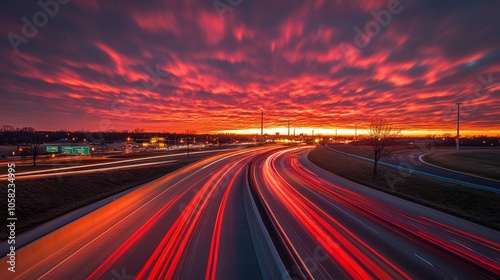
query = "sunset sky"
xmin=1 ymin=0 xmax=499 ymax=135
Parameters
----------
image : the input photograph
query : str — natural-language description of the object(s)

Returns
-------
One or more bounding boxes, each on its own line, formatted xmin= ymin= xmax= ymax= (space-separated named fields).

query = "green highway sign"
xmin=61 ymin=146 xmax=90 ymax=155
xmin=46 ymin=146 xmax=59 ymax=153
xmin=61 ymin=146 xmax=74 ymax=154
xmin=74 ymin=146 xmax=90 ymax=155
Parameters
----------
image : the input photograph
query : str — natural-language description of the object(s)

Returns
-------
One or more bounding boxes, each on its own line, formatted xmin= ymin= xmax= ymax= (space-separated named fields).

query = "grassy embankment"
xmin=308 ymin=146 xmax=500 ymax=230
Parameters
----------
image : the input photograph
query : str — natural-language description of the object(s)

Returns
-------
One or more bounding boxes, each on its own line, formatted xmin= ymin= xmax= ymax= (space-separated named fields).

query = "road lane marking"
xmin=414 ymin=254 xmax=434 ymax=267
xmin=32 ymin=148 xmax=267 ymax=279
xmin=0 ymin=149 xmax=236 ymax=179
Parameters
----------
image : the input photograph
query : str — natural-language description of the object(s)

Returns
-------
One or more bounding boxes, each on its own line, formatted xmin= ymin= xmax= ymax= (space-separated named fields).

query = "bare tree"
xmin=369 ymin=118 xmax=402 ymax=179
xmin=21 ymin=127 xmax=43 ymax=166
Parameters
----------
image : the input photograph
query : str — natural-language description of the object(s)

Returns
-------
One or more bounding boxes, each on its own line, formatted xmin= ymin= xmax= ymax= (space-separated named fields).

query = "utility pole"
xmin=456 ymin=102 xmax=461 ymax=151
xmin=355 ymin=124 xmax=357 ymax=140
xmin=261 ymin=108 xmax=264 ymax=137
xmin=287 ymin=120 xmax=290 ymax=138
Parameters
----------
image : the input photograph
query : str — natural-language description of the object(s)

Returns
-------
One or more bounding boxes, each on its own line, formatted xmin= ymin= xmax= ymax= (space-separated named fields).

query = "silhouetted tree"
xmin=21 ymin=127 xmax=43 ymax=166
xmin=369 ymin=118 xmax=402 ymax=179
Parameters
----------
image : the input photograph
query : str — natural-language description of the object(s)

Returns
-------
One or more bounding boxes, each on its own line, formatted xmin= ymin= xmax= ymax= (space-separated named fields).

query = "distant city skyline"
xmin=1 ymin=1 xmax=499 ymax=135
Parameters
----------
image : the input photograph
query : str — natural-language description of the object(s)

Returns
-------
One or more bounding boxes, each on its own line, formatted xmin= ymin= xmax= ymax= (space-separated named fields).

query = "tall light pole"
xmin=261 ymin=108 xmax=264 ymax=136
xmin=456 ymin=102 xmax=461 ymax=151
xmin=287 ymin=120 xmax=290 ymax=138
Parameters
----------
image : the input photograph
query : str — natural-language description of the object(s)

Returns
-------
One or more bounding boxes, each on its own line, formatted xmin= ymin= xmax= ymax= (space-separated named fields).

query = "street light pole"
xmin=287 ymin=120 xmax=290 ymax=139
xmin=261 ymin=108 xmax=264 ymax=137
xmin=456 ymin=102 xmax=461 ymax=151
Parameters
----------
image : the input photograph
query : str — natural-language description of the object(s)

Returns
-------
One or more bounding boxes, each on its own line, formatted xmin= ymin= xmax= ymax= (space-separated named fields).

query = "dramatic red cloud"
xmin=0 ymin=0 xmax=499 ymax=135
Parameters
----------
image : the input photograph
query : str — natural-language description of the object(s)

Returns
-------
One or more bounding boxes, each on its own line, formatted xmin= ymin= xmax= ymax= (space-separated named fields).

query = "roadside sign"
xmin=61 ymin=146 xmax=90 ymax=155
xmin=75 ymin=146 xmax=90 ymax=155
xmin=46 ymin=146 xmax=59 ymax=153
xmin=61 ymin=146 xmax=74 ymax=154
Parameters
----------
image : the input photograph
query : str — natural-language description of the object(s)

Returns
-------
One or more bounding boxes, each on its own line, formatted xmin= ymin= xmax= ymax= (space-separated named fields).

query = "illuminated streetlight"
xmin=287 ymin=120 xmax=290 ymax=138
xmin=261 ymin=108 xmax=264 ymax=136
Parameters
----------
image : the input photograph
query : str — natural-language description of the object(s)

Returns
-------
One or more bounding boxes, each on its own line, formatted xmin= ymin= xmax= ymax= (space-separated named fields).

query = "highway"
xmin=251 ymin=147 xmax=500 ymax=279
xmin=1 ymin=146 xmax=499 ymax=279
xmin=0 ymin=147 xmax=275 ymax=279
xmin=0 ymin=148 xmax=241 ymax=181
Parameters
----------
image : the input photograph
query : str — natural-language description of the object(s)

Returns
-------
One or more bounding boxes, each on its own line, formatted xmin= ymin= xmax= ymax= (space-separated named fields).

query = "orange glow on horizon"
xmin=214 ymin=128 xmax=500 ymax=137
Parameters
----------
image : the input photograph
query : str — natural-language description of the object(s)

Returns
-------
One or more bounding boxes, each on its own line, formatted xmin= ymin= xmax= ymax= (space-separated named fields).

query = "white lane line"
xmin=0 ymin=149 xmax=234 ymax=179
xmin=274 ymin=149 xmax=380 ymax=234
xmin=11 ymin=160 xmax=178 ymax=180
xmin=32 ymin=148 xmax=263 ymax=279
xmin=414 ymin=254 xmax=435 ymax=267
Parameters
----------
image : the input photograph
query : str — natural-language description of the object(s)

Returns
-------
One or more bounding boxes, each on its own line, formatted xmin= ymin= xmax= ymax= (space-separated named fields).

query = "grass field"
xmin=308 ymin=146 xmax=500 ymax=231
xmin=423 ymin=149 xmax=500 ymax=180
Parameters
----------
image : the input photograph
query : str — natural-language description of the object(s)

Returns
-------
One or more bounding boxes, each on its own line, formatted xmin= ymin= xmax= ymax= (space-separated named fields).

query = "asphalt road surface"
xmin=0 ymin=147 xmax=274 ymax=279
xmin=1 ymin=146 xmax=499 ymax=279
xmin=251 ymin=147 xmax=500 ymax=279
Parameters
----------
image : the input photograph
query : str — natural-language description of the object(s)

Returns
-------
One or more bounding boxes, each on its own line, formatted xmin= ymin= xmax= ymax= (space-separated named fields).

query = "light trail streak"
xmin=8 ymin=160 xmax=178 ymax=180
xmin=205 ymin=164 xmax=246 ymax=280
xmin=253 ymin=147 xmax=500 ymax=279
xmin=27 ymin=148 xmax=265 ymax=280
xmin=136 ymin=153 xmax=258 ymax=279
xmin=0 ymin=149 xmax=235 ymax=179
xmin=86 ymin=173 xmax=213 ymax=280
xmin=259 ymin=149 xmax=408 ymax=279
xmin=289 ymin=157 xmax=500 ymax=276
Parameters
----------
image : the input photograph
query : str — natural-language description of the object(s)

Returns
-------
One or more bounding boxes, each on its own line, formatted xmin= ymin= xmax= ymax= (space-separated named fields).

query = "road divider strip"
xmin=243 ymin=165 xmax=288 ymax=279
